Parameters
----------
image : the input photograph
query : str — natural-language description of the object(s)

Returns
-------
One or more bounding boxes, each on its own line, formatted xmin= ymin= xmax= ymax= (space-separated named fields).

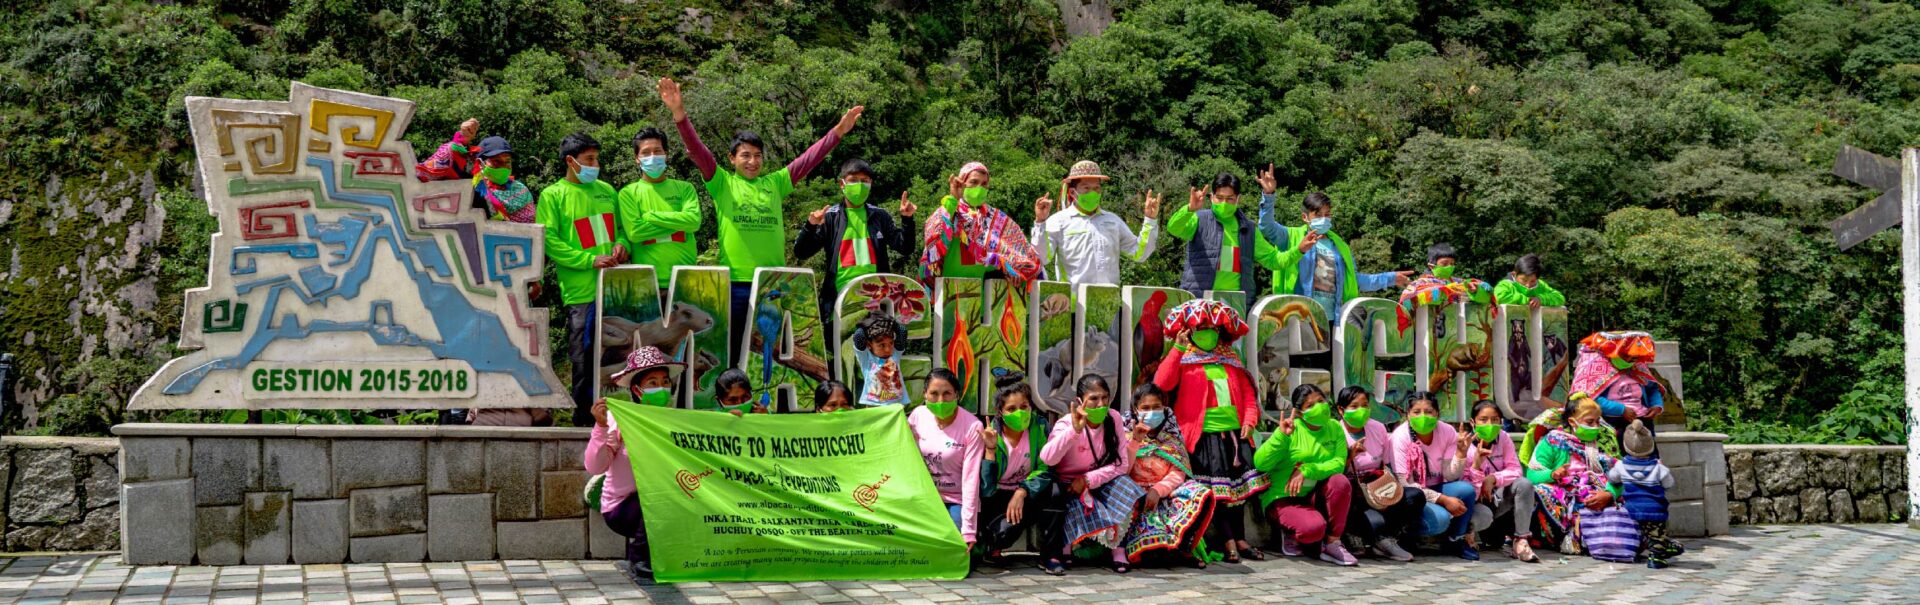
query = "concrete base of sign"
xmin=113 ymin=424 xmax=610 ymax=565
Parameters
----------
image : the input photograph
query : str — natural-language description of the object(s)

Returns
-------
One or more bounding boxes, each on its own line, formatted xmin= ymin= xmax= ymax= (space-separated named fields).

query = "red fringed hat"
xmin=1162 ymin=299 xmax=1249 ymax=340
xmin=1580 ymin=331 xmax=1657 ymax=363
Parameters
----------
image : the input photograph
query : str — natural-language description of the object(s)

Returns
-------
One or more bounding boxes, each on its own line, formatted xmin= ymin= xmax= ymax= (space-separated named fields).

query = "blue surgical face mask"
xmin=1139 ymin=409 xmax=1168 ymax=429
xmin=1308 ymin=217 xmax=1332 ymax=235
xmin=639 ymin=155 xmax=667 ymax=178
xmin=576 ymin=164 xmax=601 ymax=184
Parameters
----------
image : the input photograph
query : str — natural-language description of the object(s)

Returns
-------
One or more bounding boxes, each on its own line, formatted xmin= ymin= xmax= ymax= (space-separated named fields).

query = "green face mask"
xmin=1212 ymin=201 xmax=1236 ymax=217
xmin=482 ymin=166 xmax=511 ymax=185
xmin=1610 ymin=357 xmax=1633 ymax=370
xmin=1474 ymin=423 xmax=1499 ymax=443
xmin=1575 ymin=425 xmax=1605 ymax=442
xmin=963 ymin=186 xmax=988 ymax=207
xmin=843 ymin=182 xmax=871 ymax=206
xmin=1432 ymin=265 xmax=1455 ymax=279
xmin=638 ymin=387 xmax=672 ymax=408
xmin=1302 ymin=401 xmax=1332 ymax=424
xmin=1075 ymin=191 xmax=1101 ymax=213
xmin=1343 ymin=407 xmax=1371 ymax=429
xmin=926 ymin=400 xmax=960 ymax=419
xmin=1001 ymin=409 xmax=1032 ymax=432
xmin=1082 ymin=405 xmax=1110 ymax=426
xmin=1189 ymin=329 xmax=1219 ymax=352
xmin=1409 ymin=415 xmax=1438 ymax=436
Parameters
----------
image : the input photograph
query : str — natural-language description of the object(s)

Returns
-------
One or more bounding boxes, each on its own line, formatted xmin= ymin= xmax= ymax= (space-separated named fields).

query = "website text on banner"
xmin=606 ymin=401 xmax=970 ymax=582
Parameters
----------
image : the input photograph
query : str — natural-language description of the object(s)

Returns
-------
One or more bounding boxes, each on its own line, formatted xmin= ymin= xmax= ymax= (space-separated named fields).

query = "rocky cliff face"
xmin=1 ymin=162 xmax=186 ymax=432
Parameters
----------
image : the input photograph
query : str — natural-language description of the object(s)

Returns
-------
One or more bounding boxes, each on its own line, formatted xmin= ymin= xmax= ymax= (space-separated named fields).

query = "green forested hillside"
xmin=1 ymin=0 xmax=1914 ymax=442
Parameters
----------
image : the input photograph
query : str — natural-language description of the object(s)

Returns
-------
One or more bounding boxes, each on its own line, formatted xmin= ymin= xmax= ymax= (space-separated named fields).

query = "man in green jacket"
xmin=538 ymin=132 xmax=627 ymax=425
xmin=1493 ymin=254 xmax=1567 ymax=311
xmin=618 ymin=127 xmax=701 ymax=290
xmin=1255 ymin=165 xmax=1413 ymax=325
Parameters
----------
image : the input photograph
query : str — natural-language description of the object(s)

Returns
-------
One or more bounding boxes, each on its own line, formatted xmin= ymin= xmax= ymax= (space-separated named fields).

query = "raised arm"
xmin=786 ymin=106 xmax=861 ymax=184
xmin=659 ymin=78 xmax=717 ymax=180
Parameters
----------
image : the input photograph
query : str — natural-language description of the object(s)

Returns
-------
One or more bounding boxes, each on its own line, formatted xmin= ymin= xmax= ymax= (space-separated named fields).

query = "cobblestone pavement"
xmin=0 ymin=525 xmax=1913 ymax=604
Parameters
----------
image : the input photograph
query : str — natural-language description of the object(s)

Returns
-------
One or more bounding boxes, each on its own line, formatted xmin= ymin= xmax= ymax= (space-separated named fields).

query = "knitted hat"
xmin=1580 ymin=331 xmax=1657 ymax=364
xmin=611 ymin=346 xmax=684 ymax=389
xmin=1623 ymin=419 xmax=1655 ymax=457
xmin=1063 ymin=160 xmax=1108 ymax=182
xmin=1162 ymin=299 xmax=1250 ymax=340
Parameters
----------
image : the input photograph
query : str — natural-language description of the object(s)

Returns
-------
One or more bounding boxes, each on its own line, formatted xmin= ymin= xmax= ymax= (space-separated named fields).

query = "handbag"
xmin=1360 ymin=471 xmax=1404 ymax=510
xmin=1579 ymin=505 xmax=1641 ymax=563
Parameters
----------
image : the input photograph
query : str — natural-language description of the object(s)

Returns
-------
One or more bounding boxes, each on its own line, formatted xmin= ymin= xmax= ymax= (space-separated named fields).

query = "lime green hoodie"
xmin=1252 ymin=415 xmax=1349 ymax=510
xmin=1493 ymin=277 xmax=1566 ymax=306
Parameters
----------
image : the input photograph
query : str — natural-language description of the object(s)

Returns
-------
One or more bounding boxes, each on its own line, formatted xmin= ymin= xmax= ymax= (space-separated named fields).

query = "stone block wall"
xmin=1644 ymin=432 xmax=1729 ymax=537
xmin=115 ymin=424 xmax=619 ymax=565
xmin=0 ymin=436 xmax=122 ymax=552
xmin=1726 ymin=445 xmax=1908 ymax=525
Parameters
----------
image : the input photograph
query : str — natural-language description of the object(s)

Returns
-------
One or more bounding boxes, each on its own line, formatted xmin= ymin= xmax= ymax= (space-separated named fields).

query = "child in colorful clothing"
xmin=1037 ymin=374 xmax=1137 ymax=575
xmin=470 ymin=136 xmax=539 ymax=224
xmin=1396 ymin=242 xmax=1493 ymax=331
xmin=1609 ymin=420 xmax=1684 ymax=568
xmin=584 ymin=346 xmax=683 ymax=582
xmin=1121 ymin=384 xmax=1215 ymax=568
xmin=851 ymin=313 xmax=911 ymax=406
xmin=416 ymin=117 xmax=480 ymax=182
xmin=1150 ymin=299 xmax=1268 ymax=563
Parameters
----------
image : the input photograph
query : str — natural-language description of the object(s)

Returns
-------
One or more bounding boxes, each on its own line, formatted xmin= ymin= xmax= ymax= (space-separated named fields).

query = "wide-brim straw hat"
xmin=1064 ymin=160 xmax=1109 ymax=182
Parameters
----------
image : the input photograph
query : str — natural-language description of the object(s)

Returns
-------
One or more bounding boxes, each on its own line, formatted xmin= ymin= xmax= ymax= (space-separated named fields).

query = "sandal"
xmin=1110 ymin=561 xmax=1132 ymax=574
xmin=1223 ymin=550 xmax=1241 ymax=564
xmin=1510 ymin=537 xmax=1539 ymax=563
xmin=1239 ymin=543 xmax=1267 ymax=561
xmin=1041 ymin=558 xmax=1068 ymax=576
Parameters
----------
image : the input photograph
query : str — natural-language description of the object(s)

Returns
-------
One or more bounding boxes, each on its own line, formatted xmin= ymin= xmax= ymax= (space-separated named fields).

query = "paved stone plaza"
xmin=0 ymin=525 xmax=1911 ymax=604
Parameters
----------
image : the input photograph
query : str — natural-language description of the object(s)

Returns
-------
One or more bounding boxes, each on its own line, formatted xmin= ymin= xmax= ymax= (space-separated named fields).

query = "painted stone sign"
xmin=131 ymin=83 xmax=566 ymax=410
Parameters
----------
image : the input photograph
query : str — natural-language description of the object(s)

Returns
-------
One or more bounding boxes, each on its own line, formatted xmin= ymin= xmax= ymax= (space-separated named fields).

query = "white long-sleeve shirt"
xmin=1029 ymin=207 xmax=1158 ymax=287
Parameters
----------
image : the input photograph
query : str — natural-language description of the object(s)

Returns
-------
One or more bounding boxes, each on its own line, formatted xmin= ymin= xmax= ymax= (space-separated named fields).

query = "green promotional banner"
xmin=606 ymin=401 xmax=969 ymax=582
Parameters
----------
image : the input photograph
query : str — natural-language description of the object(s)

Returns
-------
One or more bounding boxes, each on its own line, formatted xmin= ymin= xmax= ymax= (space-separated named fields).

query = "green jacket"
xmin=1269 ymin=225 xmax=1363 ymax=299
xmin=1493 ymin=277 xmax=1566 ymax=306
xmin=537 ymin=178 xmax=621 ymax=305
xmin=1252 ymin=416 xmax=1349 ymax=510
xmin=979 ymin=422 xmax=1055 ymax=497
xmin=618 ymin=178 xmax=702 ymax=287
xmin=1524 ymin=440 xmax=1622 ymax=498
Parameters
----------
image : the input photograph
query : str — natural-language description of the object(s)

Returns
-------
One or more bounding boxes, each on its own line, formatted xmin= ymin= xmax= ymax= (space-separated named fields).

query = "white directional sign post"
xmin=1831 ymin=146 xmax=1919 ymax=528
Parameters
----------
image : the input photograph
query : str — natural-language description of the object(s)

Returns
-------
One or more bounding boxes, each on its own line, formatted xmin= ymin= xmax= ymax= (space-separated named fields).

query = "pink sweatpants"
xmin=1265 ymin=472 xmax=1352 ymax=543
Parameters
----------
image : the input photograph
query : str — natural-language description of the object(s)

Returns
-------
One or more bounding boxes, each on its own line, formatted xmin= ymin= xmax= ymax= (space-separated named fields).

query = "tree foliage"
xmin=1 ymin=0 xmax=1914 ymax=441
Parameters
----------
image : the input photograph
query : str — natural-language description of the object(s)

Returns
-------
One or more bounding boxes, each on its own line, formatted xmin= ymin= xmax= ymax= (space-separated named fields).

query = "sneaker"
xmin=1318 ymin=540 xmax=1358 ymax=566
xmin=1647 ymin=557 xmax=1669 ymax=569
xmin=1446 ymin=538 xmax=1480 ymax=562
xmin=626 ymin=559 xmax=655 ymax=585
xmin=1041 ymin=558 xmax=1068 ymax=576
xmin=1372 ymin=537 xmax=1414 ymax=562
xmin=1279 ymin=531 xmax=1302 ymax=557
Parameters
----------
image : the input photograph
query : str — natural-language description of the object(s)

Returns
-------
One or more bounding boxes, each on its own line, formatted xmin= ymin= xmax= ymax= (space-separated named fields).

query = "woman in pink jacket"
xmin=584 ymin=346 xmax=682 ymax=582
xmin=1038 ymin=374 xmax=1137 ymax=575
xmin=907 ymin=368 xmax=986 ymax=551
xmin=1464 ymin=400 xmax=1540 ymax=562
